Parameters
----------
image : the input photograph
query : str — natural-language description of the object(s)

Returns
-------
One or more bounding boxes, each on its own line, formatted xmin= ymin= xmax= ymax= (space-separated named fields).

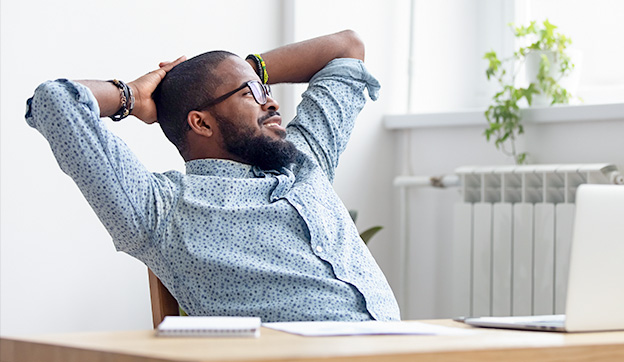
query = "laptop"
xmin=462 ymin=184 xmax=624 ymax=332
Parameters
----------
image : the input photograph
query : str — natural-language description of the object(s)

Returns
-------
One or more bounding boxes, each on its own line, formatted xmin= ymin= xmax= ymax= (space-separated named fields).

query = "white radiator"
xmin=451 ymin=164 xmax=623 ymax=317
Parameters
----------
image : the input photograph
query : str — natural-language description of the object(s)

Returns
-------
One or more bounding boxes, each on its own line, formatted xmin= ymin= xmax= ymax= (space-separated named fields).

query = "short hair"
xmin=152 ymin=50 xmax=236 ymax=154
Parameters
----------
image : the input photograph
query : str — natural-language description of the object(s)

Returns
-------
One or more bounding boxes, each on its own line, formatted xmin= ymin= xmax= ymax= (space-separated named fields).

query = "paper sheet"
xmin=263 ymin=320 xmax=477 ymax=337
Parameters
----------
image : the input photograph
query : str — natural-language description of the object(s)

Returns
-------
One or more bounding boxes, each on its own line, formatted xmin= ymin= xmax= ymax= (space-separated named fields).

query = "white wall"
xmin=0 ymin=0 xmax=285 ymax=335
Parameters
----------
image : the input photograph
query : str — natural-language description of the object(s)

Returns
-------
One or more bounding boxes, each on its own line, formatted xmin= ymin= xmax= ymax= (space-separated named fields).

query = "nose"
xmin=262 ymin=95 xmax=279 ymax=112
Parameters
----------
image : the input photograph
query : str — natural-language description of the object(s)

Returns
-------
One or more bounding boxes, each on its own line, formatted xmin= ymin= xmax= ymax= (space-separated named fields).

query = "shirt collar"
xmin=185 ymin=158 xmax=254 ymax=178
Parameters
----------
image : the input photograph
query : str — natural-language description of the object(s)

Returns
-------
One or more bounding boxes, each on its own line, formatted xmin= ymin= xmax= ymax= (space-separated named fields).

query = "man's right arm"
xmin=77 ymin=56 xmax=186 ymax=122
xmin=25 ymin=57 xmax=185 ymax=255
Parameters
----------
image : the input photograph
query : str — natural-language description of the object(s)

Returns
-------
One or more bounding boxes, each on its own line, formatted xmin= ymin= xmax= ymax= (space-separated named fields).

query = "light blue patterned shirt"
xmin=26 ymin=58 xmax=400 ymax=322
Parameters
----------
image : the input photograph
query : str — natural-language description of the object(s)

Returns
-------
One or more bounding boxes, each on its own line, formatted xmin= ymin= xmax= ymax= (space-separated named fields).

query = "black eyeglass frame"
xmin=196 ymin=80 xmax=271 ymax=110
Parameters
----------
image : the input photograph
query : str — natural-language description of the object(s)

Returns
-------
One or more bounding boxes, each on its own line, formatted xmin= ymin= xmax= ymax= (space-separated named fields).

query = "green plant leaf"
xmin=484 ymin=50 xmax=501 ymax=80
xmin=360 ymin=226 xmax=383 ymax=245
xmin=349 ymin=210 xmax=383 ymax=245
xmin=516 ymin=152 xmax=527 ymax=165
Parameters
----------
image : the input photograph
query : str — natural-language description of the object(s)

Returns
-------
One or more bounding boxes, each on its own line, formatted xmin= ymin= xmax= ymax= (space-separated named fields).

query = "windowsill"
xmin=383 ymin=102 xmax=624 ymax=130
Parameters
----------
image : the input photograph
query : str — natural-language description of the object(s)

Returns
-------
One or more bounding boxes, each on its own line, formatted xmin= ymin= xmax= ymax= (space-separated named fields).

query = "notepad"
xmin=156 ymin=316 xmax=261 ymax=338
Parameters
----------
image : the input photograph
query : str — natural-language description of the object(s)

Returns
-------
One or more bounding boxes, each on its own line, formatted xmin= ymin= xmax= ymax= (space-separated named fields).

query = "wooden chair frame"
xmin=148 ymin=269 xmax=180 ymax=328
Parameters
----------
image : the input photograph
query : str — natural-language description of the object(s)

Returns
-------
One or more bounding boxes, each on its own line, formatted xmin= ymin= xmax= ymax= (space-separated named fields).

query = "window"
xmin=407 ymin=0 xmax=624 ymax=112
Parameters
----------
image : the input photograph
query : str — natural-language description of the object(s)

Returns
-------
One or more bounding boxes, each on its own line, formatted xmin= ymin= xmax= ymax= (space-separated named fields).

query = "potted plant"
xmin=483 ymin=19 xmax=576 ymax=164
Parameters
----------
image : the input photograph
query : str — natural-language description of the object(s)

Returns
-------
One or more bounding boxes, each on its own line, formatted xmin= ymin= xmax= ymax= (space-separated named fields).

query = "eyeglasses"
xmin=197 ymin=80 xmax=272 ymax=110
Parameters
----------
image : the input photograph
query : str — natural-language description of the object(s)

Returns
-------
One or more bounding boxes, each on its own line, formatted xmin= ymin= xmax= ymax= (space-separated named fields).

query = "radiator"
xmin=451 ymin=164 xmax=623 ymax=317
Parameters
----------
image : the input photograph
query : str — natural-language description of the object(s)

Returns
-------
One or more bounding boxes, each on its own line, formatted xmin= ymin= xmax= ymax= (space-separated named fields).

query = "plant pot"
xmin=524 ymin=50 xmax=582 ymax=106
xmin=524 ymin=50 xmax=557 ymax=106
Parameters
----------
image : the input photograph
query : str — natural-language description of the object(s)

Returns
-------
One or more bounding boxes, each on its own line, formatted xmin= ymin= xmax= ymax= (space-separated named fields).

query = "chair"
xmin=148 ymin=269 xmax=180 ymax=328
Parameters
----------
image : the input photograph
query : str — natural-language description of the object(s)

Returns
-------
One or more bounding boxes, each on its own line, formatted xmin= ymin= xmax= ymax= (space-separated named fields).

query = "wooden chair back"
xmin=148 ymin=269 xmax=180 ymax=328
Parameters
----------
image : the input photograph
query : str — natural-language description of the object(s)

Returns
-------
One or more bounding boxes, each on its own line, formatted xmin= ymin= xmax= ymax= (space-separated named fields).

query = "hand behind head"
xmin=128 ymin=56 xmax=187 ymax=124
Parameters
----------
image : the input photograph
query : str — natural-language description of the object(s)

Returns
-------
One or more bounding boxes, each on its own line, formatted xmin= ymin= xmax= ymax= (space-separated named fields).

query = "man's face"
xmin=208 ymin=56 xmax=298 ymax=169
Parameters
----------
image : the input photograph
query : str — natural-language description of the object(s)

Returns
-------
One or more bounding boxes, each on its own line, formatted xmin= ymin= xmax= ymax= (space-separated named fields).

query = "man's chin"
xmin=219 ymin=113 xmax=296 ymax=170
xmin=263 ymin=127 xmax=287 ymax=140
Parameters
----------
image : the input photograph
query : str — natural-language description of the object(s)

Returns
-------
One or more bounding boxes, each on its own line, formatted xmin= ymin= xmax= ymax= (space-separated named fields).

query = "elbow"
xmin=339 ymin=29 xmax=365 ymax=61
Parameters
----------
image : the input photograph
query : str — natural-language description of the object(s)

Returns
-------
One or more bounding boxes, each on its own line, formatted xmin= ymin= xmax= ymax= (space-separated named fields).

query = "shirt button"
xmin=315 ymin=246 xmax=323 ymax=253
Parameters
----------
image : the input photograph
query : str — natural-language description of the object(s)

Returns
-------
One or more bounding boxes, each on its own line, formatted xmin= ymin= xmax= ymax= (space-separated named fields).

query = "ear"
xmin=187 ymin=110 xmax=214 ymax=138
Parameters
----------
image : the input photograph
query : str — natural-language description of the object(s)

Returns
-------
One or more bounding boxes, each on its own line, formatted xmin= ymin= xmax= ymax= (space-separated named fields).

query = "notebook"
xmin=462 ymin=184 xmax=624 ymax=332
xmin=156 ymin=316 xmax=261 ymax=337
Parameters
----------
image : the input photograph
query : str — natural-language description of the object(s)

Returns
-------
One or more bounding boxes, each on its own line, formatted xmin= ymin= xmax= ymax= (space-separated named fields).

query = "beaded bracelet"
xmin=245 ymin=54 xmax=269 ymax=84
xmin=246 ymin=54 xmax=261 ymax=79
xmin=108 ymin=79 xmax=134 ymax=121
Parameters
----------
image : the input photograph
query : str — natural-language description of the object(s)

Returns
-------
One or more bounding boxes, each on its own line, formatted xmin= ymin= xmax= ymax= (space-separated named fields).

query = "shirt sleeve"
xmin=25 ymin=79 xmax=177 ymax=255
xmin=285 ymin=58 xmax=380 ymax=182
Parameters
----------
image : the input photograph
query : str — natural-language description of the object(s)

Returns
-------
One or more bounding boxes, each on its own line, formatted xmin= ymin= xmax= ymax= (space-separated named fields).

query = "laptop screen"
xmin=564 ymin=184 xmax=624 ymax=332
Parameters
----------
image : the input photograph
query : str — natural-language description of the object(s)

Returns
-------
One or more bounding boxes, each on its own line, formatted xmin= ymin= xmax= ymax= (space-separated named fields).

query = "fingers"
xmin=142 ymin=55 xmax=186 ymax=84
xmin=159 ymin=55 xmax=187 ymax=71
xmin=147 ymin=56 xmax=186 ymax=82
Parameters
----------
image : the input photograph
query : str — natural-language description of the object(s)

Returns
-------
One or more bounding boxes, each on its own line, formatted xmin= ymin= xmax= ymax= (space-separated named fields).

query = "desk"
xmin=2 ymin=319 xmax=624 ymax=362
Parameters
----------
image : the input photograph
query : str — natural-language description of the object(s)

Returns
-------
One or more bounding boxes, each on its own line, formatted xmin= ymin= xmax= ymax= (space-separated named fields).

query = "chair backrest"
xmin=148 ymin=269 xmax=180 ymax=328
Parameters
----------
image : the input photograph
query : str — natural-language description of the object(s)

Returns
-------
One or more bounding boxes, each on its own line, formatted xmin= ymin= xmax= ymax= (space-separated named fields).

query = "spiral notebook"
xmin=156 ymin=316 xmax=261 ymax=337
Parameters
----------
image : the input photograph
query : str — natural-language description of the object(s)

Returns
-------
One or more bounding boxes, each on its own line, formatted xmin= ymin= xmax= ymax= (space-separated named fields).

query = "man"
xmin=26 ymin=30 xmax=400 ymax=322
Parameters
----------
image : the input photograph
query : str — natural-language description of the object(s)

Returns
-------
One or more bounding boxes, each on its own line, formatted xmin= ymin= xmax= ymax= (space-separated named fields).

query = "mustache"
xmin=257 ymin=111 xmax=280 ymax=126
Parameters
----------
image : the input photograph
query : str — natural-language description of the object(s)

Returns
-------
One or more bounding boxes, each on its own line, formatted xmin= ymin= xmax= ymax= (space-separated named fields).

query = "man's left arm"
xmin=247 ymin=29 xmax=364 ymax=85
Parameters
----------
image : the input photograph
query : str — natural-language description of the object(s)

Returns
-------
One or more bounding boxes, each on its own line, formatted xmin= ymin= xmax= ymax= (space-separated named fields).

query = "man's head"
xmin=153 ymin=51 xmax=298 ymax=170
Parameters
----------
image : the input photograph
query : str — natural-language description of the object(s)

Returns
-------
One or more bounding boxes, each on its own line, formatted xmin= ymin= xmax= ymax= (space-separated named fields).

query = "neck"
xmin=183 ymin=133 xmax=246 ymax=164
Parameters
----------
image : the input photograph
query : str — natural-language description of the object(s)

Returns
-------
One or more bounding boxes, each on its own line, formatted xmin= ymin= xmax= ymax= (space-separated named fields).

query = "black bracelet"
xmin=108 ymin=79 xmax=133 ymax=121
xmin=245 ymin=54 xmax=264 ymax=83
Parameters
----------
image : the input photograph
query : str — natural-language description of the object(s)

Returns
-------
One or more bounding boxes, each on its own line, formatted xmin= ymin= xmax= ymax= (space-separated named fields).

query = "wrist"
xmin=245 ymin=54 xmax=268 ymax=84
xmin=126 ymin=82 xmax=144 ymax=120
xmin=107 ymin=79 xmax=134 ymax=121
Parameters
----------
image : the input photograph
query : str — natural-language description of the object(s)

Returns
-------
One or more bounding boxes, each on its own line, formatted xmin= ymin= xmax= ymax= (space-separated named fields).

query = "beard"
xmin=214 ymin=111 xmax=299 ymax=170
